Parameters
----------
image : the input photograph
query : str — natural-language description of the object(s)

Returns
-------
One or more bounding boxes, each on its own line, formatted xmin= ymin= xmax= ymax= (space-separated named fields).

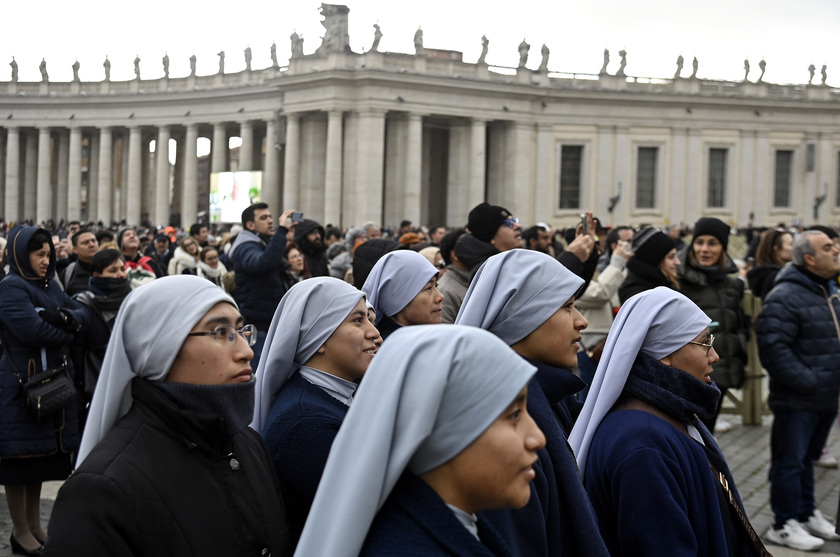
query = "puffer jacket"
xmin=756 ymin=264 xmax=840 ymax=412
xmin=0 ymin=226 xmax=89 ymax=457
xmin=229 ymin=228 xmax=289 ymax=331
xmin=677 ymin=248 xmax=748 ymax=391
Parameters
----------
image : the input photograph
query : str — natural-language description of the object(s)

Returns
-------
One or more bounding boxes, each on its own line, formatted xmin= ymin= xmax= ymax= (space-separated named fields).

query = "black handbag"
xmin=1 ymin=332 xmax=77 ymax=423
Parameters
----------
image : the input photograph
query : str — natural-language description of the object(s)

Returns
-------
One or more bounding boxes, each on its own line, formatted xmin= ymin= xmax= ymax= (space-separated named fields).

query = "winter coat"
xmin=361 ymin=472 xmax=515 ymax=557
xmin=439 ymin=265 xmax=470 ymax=324
xmin=481 ymin=359 xmax=609 ymax=557
xmin=43 ymin=378 xmax=290 ymax=557
xmin=619 ymin=256 xmax=676 ymax=304
xmin=676 ymin=249 xmax=748 ymax=391
xmin=261 ymin=372 xmax=349 ymax=547
xmin=230 ymin=228 xmax=289 ymax=331
xmin=756 ymin=264 xmax=840 ymax=412
xmin=294 ymin=220 xmax=329 ymax=278
xmin=0 ymin=226 xmax=89 ymax=458
xmin=167 ymin=246 xmax=199 ymax=276
xmin=746 ymin=263 xmax=783 ymax=300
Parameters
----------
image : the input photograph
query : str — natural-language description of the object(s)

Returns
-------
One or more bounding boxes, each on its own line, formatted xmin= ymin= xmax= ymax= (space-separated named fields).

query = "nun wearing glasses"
xmin=295 ymin=325 xmax=545 ymax=557
xmin=456 ymin=249 xmax=609 ymax=557
xmin=44 ymin=276 xmax=290 ymax=557
xmin=361 ymin=250 xmax=443 ymax=340
xmin=569 ymin=287 xmax=763 ymax=557
xmin=252 ymin=277 xmax=381 ymax=548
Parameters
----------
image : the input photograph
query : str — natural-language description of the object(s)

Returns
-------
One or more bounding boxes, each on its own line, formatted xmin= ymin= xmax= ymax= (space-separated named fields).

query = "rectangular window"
xmin=636 ymin=147 xmax=657 ymax=208
xmin=559 ymin=145 xmax=583 ymax=209
xmin=773 ymin=150 xmax=793 ymax=207
xmin=707 ymin=148 xmax=727 ymax=208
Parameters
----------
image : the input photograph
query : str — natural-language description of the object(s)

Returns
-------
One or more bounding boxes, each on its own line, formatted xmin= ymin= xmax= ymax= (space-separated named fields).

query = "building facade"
xmin=2 ymin=11 xmax=839 ymax=230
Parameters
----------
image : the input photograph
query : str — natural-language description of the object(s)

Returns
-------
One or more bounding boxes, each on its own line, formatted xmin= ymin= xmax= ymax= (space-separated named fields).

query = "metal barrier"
xmin=720 ymin=290 xmax=772 ymax=425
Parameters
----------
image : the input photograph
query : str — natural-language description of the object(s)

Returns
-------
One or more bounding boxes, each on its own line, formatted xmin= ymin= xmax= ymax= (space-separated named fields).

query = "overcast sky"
xmin=3 ymin=0 xmax=839 ymax=86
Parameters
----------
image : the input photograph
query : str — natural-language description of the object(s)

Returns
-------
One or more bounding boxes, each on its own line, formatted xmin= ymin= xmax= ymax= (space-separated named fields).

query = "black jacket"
xmin=619 ymin=256 xmax=675 ymax=305
xmin=677 ymin=249 xmax=748 ymax=391
xmin=746 ymin=263 xmax=782 ymax=300
xmin=756 ymin=264 xmax=840 ymax=412
xmin=44 ymin=378 xmax=290 ymax=557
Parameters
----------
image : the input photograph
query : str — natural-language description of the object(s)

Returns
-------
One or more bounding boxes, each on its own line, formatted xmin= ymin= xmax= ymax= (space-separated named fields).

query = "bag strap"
xmin=708 ymin=461 xmax=774 ymax=557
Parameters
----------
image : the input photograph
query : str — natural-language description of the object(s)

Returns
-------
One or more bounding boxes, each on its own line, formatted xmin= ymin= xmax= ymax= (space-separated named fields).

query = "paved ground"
xmin=0 ymin=413 xmax=839 ymax=556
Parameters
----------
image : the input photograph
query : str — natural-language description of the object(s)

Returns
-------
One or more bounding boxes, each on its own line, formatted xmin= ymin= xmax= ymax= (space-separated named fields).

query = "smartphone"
xmin=291 ymin=211 xmax=304 ymax=223
xmin=580 ymin=214 xmax=588 ymax=235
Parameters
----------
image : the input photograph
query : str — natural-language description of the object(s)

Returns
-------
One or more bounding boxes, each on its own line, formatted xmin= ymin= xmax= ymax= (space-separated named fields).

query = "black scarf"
xmin=623 ymin=352 xmax=720 ymax=422
xmin=153 ymin=377 xmax=256 ymax=437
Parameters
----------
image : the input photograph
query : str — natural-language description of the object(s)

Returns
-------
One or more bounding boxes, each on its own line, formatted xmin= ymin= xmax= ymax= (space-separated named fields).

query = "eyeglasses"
xmin=687 ymin=334 xmax=715 ymax=356
xmin=187 ymin=324 xmax=257 ymax=347
xmin=504 ymin=216 xmax=520 ymax=229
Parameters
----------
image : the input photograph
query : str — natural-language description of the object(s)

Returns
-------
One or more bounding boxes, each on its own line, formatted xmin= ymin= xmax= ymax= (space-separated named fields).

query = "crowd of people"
xmin=0 ymin=203 xmax=839 ymax=556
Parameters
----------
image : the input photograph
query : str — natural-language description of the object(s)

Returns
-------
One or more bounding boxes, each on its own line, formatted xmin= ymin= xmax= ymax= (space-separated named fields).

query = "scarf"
xmin=153 ymin=377 xmax=256 ymax=437
xmin=623 ymin=352 xmax=720 ymax=422
xmin=198 ymin=260 xmax=226 ymax=279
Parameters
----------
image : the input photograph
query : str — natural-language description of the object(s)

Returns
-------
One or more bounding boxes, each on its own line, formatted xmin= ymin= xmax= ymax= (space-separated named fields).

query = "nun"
xmin=455 ymin=249 xmax=609 ymax=557
xmin=361 ymin=250 xmax=443 ymax=339
xmin=295 ymin=325 xmax=545 ymax=556
xmin=43 ymin=276 xmax=290 ymax=557
xmin=569 ymin=287 xmax=764 ymax=557
xmin=253 ymin=277 xmax=381 ymax=547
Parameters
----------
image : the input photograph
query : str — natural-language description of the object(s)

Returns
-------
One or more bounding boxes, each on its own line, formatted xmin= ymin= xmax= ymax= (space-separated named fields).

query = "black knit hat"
xmin=692 ymin=217 xmax=730 ymax=250
xmin=467 ymin=202 xmax=512 ymax=243
xmin=632 ymin=227 xmax=676 ymax=267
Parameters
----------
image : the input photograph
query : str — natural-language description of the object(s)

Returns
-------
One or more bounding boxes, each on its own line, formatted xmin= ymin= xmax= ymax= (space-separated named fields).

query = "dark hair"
xmin=605 ymin=226 xmax=632 ymax=251
xmin=28 ymin=229 xmax=52 ymax=252
xmin=189 ymin=223 xmax=206 ymax=236
xmin=521 ymin=225 xmax=547 ymax=248
xmin=95 ymin=229 xmax=115 ymax=244
xmin=241 ymin=203 xmax=269 ymax=228
xmin=90 ymin=249 xmax=124 ymax=275
xmin=71 ymin=227 xmax=95 ymax=247
xmin=199 ymin=246 xmax=219 ymax=263
xmin=439 ymin=228 xmax=466 ymax=266
xmin=755 ymin=229 xmax=793 ymax=266
xmin=285 ymin=241 xmax=301 ymax=257
xmin=325 ymin=227 xmax=342 ymax=241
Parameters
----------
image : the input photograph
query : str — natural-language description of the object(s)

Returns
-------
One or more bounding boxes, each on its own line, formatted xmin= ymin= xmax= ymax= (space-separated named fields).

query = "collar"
xmin=299 ymin=366 xmax=357 ymax=406
xmin=524 ymin=357 xmax=587 ymax=401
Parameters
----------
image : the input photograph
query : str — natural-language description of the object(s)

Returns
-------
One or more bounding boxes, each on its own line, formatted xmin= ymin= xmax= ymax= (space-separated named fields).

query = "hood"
xmin=453 ymin=233 xmax=499 ymax=273
xmin=677 ymin=244 xmax=738 ymax=285
xmin=9 ymin=225 xmax=56 ymax=285
xmin=295 ymin=219 xmax=326 ymax=256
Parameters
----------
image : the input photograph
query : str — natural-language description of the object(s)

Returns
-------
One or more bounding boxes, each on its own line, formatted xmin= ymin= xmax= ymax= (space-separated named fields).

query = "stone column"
xmin=239 ymin=121 xmax=254 ymax=171
xmin=4 ymin=127 xmax=19 ymax=222
xmin=181 ymin=124 xmax=199 ymax=228
xmin=127 ymin=126 xmax=143 ymax=226
xmin=212 ymin=123 xmax=227 ymax=174
xmin=56 ymin=130 xmax=69 ymax=221
xmin=88 ymin=133 xmax=100 ymax=219
xmin=283 ymin=114 xmax=301 ymax=209
xmin=24 ymin=132 xmax=37 ymax=221
xmin=97 ymin=127 xmax=113 ymax=224
xmin=324 ymin=110 xmax=344 ymax=225
xmin=403 ymin=113 xmax=423 ymax=226
xmin=596 ymin=126 xmax=615 ymax=221
xmin=533 ymin=123 xmax=552 ymax=224
xmin=263 ymin=117 xmax=281 ymax=211
xmin=353 ymin=110 xmax=386 ymax=225
xmin=469 ymin=119 xmax=487 ymax=209
xmin=67 ymin=128 xmax=82 ymax=221
xmin=154 ymin=126 xmax=170 ymax=226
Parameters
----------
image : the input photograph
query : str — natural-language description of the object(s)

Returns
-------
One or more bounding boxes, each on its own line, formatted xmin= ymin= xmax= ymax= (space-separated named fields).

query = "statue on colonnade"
xmin=290 ymin=32 xmax=304 ymax=58
xmin=189 ymin=54 xmax=197 ymax=77
xmin=134 ymin=55 xmax=141 ymax=80
xmin=370 ymin=23 xmax=382 ymax=53
xmin=616 ymin=49 xmax=627 ymax=77
xmin=39 ymin=58 xmax=48 ymax=83
xmin=271 ymin=42 xmax=279 ymax=67
xmin=72 ymin=60 xmax=80 ymax=82
xmin=674 ymin=54 xmax=684 ymax=79
xmin=808 ymin=64 xmax=816 ymax=84
xmin=743 ymin=58 xmax=750 ymax=81
xmin=218 ymin=50 xmax=225 ymax=74
xmin=517 ymin=39 xmax=529 ymax=68
xmin=244 ymin=46 xmax=252 ymax=71
xmin=9 ymin=57 xmax=18 ymax=83
xmin=316 ymin=3 xmax=351 ymax=55
xmin=599 ymin=49 xmax=609 ymax=75
xmin=691 ymin=56 xmax=698 ymax=79
xmin=104 ymin=56 xmax=111 ymax=81
xmin=163 ymin=53 xmax=170 ymax=78
xmin=538 ymin=44 xmax=549 ymax=73
xmin=822 ymin=65 xmax=828 ymax=85
xmin=477 ymin=35 xmax=489 ymax=65
xmin=414 ymin=27 xmax=424 ymax=56
xmin=757 ymin=59 xmax=766 ymax=83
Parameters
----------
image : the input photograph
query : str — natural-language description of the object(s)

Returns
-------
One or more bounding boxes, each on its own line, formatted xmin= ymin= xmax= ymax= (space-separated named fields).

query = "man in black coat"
xmin=757 ymin=230 xmax=840 ymax=551
xmin=294 ymin=219 xmax=329 ymax=277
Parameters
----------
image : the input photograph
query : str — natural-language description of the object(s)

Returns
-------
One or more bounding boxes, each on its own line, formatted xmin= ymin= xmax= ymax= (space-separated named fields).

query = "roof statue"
xmin=244 ymin=46 xmax=252 ymax=71
xmin=163 ymin=53 xmax=170 ymax=79
xmin=72 ymin=60 xmax=80 ymax=83
xmin=414 ymin=27 xmax=424 ymax=56
xmin=10 ymin=57 xmax=18 ymax=83
xmin=822 ymin=65 xmax=828 ymax=86
xmin=599 ymin=49 xmax=609 ymax=75
xmin=217 ymin=50 xmax=225 ymax=74
xmin=103 ymin=56 xmax=111 ymax=81
xmin=691 ymin=56 xmax=699 ymax=79
xmin=316 ymin=3 xmax=351 ymax=56
xmin=743 ymin=58 xmax=750 ymax=82
xmin=616 ymin=49 xmax=627 ymax=77
xmin=39 ymin=58 xmax=48 ymax=83
xmin=290 ymin=31 xmax=304 ymax=58
xmin=271 ymin=42 xmax=279 ymax=68
xmin=189 ymin=54 xmax=196 ymax=77
xmin=808 ymin=64 xmax=816 ymax=85
xmin=674 ymin=54 xmax=684 ymax=79
xmin=757 ymin=59 xmax=766 ymax=83
xmin=518 ymin=39 xmax=530 ymax=68
xmin=539 ymin=44 xmax=550 ymax=73
xmin=477 ymin=35 xmax=489 ymax=65
xmin=134 ymin=55 xmax=141 ymax=80
xmin=370 ymin=23 xmax=382 ymax=53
